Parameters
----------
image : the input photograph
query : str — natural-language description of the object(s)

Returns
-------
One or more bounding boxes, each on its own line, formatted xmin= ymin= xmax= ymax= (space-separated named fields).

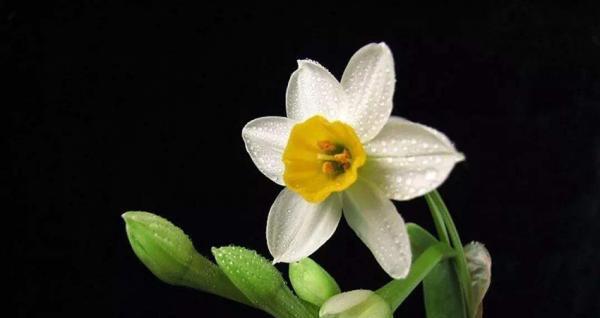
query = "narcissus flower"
xmin=242 ymin=43 xmax=463 ymax=278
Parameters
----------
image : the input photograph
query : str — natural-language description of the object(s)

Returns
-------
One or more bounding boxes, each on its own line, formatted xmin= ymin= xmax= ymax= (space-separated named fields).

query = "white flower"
xmin=242 ymin=43 xmax=464 ymax=278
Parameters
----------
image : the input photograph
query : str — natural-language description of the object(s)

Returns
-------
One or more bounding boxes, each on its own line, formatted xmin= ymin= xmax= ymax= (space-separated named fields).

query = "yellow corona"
xmin=283 ymin=115 xmax=366 ymax=203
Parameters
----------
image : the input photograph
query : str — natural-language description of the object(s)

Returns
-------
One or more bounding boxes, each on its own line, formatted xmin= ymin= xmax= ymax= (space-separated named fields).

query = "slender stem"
xmin=425 ymin=193 xmax=450 ymax=244
xmin=429 ymin=190 xmax=474 ymax=318
xmin=376 ymin=242 xmax=455 ymax=311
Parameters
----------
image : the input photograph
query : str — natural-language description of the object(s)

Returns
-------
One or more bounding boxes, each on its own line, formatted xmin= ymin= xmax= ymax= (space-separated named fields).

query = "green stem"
xmin=425 ymin=193 xmax=450 ymax=244
xmin=376 ymin=242 xmax=455 ymax=311
xmin=427 ymin=190 xmax=474 ymax=318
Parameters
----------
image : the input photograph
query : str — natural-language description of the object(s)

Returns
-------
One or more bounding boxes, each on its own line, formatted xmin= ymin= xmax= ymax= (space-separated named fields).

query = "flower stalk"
xmin=425 ymin=191 xmax=474 ymax=318
xmin=376 ymin=242 xmax=455 ymax=311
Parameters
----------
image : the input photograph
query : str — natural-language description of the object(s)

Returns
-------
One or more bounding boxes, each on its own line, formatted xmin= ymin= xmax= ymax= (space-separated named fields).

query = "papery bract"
xmin=465 ymin=242 xmax=492 ymax=318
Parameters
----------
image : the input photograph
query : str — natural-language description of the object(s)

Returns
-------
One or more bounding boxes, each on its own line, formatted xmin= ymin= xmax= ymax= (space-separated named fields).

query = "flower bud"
xmin=212 ymin=246 xmax=315 ymax=317
xmin=289 ymin=258 xmax=341 ymax=306
xmin=123 ymin=211 xmax=195 ymax=285
xmin=319 ymin=290 xmax=392 ymax=318
xmin=122 ymin=211 xmax=250 ymax=306
xmin=464 ymin=242 xmax=492 ymax=318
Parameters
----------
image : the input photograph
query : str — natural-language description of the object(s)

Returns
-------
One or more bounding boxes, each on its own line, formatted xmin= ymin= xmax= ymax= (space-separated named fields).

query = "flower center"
xmin=316 ymin=141 xmax=353 ymax=175
xmin=282 ymin=115 xmax=366 ymax=203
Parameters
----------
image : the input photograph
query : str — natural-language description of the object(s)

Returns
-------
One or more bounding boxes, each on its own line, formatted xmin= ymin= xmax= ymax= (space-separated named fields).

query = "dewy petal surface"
xmin=340 ymin=43 xmax=395 ymax=142
xmin=342 ymin=179 xmax=412 ymax=279
xmin=267 ymin=188 xmax=342 ymax=263
xmin=286 ymin=60 xmax=350 ymax=122
xmin=242 ymin=116 xmax=296 ymax=185
xmin=361 ymin=116 xmax=464 ymax=201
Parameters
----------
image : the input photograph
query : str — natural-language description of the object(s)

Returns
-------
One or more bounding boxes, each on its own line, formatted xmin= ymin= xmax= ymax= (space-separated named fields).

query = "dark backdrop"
xmin=6 ymin=2 xmax=600 ymax=317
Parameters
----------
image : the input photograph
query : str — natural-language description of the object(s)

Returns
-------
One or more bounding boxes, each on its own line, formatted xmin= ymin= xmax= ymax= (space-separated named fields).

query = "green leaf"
xmin=122 ymin=211 xmax=251 ymax=306
xmin=289 ymin=258 xmax=341 ymax=307
xmin=406 ymin=223 xmax=439 ymax=257
xmin=212 ymin=246 xmax=316 ymax=318
xmin=409 ymin=223 xmax=466 ymax=318
xmin=423 ymin=260 xmax=466 ymax=318
xmin=375 ymin=242 xmax=455 ymax=311
xmin=425 ymin=191 xmax=474 ymax=318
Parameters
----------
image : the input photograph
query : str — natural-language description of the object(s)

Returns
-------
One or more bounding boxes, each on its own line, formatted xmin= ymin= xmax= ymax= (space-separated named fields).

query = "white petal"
xmin=362 ymin=116 xmax=464 ymax=201
xmin=267 ymin=188 xmax=342 ymax=263
xmin=319 ymin=290 xmax=391 ymax=318
xmin=342 ymin=179 xmax=411 ymax=279
xmin=340 ymin=43 xmax=395 ymax=142
xmin=241 ymin=116 xmax=296 ymax=185
xmin=286 ymin=60 xmax=350 ymax=122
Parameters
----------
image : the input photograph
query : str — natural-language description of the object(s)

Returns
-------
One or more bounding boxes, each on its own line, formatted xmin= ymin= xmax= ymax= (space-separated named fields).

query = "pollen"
xmin=334 ymin=149 xmax=351 ymax=164
xmin=317 ymin=140 xmax=338 ymax=153
xmin=319 ymin=146 xmax=352 ymax=176
xmin=321 ymin=161 xmax=336 ymax=174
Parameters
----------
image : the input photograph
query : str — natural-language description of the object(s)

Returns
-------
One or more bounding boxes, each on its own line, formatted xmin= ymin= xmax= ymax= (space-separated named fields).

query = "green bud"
xmin=464 ymin=242 xmax=492 ymax=318
xmin=289 ymin=258 xmax=341 ymax=306
xmin=212 ymin=246 xmax=316 ymax=318
xmin=123 ymin=211 xmax=195 ymax=285
xmin=319 ymin=290 xmax=392 ymax=318
xmin=122 ymin=211 xmax=250 ymax=306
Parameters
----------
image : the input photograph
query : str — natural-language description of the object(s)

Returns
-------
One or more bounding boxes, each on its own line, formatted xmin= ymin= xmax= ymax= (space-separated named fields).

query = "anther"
xmin=322 ymin=161 xmax=336 ymax=174
xmin=318 ymin=142 xmax=352 ymax=175
xmin=317 ymin=140 xmax=337 ymax=153
xmin=334 ymin=149 xmax=351 ymax=164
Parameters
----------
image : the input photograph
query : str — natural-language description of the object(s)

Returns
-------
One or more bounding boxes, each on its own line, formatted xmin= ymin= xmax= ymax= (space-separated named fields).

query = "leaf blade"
xmin=407 ymin=223 xmax=466 ymax=318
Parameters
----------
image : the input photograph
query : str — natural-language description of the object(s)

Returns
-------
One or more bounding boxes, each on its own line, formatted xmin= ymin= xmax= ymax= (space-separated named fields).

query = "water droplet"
xmin=425 ymin=170 xmax=437 ymax=181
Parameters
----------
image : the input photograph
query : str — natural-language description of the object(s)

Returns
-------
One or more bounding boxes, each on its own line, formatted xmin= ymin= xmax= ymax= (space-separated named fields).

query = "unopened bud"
xmin=319 ymin=290 xmax=392 ymax=318
xmin=122 ymin=211 xmax=250 ymax=306
xmin=123 ymin=211 xmax=195 ymax=285
xmin=289 ymin=258 xmax=341 ymax=306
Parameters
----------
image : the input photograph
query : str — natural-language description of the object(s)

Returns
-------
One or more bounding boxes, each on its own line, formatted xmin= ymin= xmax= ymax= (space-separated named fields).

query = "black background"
xmin=6 ymin=2 xmax=600 ymax=317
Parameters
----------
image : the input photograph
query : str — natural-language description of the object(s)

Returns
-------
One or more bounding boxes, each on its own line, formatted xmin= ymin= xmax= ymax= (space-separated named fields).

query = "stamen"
xmin=322 ymin=161 xmax=336 ymax=174
xmin=317 ymin=140 xmax=337 ymax=153
xmin=333 ymin=149 xmax=351 ymax=164
xmin=317 ymin=153 xmax=336 ymax=161
xmin=318 ymin=143 xmax=352 ymax=175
